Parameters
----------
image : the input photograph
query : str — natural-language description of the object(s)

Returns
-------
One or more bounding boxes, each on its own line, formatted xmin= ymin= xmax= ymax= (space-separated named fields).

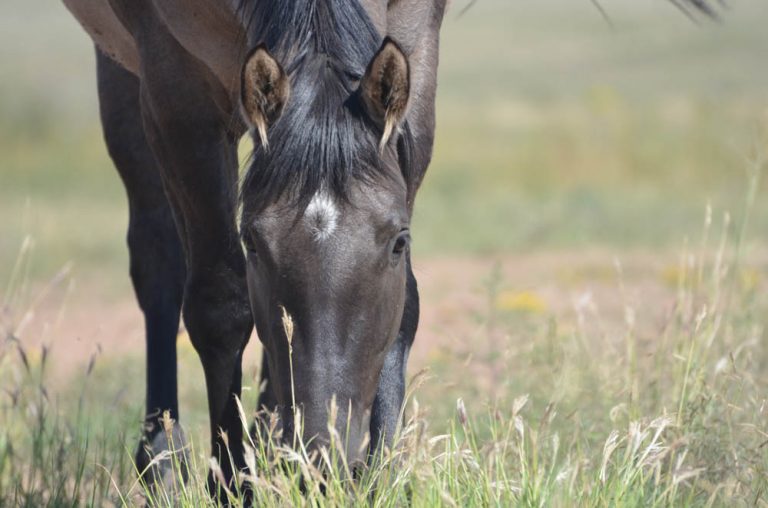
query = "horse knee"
xmin=182 ymin=263 xmax=252 ymax=356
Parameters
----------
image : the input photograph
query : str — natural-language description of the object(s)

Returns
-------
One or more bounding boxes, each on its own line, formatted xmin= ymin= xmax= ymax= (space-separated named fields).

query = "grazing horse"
xmin=61 ymin=0 xmax=717 ymax=493
xmin=62 ymin=0 xmax=446 ymax=489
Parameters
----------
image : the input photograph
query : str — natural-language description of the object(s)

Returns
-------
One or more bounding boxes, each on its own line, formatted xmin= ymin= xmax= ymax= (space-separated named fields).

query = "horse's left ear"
xmin=241 ymin=44 xmax=290 ymax=149
xmin=360 ymin=37 xmax=410 ymax=152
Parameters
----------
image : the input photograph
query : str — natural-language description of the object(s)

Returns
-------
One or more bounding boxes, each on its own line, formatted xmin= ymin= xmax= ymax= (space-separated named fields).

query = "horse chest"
xmin=152 ymin=0 xmax=245 ymax=94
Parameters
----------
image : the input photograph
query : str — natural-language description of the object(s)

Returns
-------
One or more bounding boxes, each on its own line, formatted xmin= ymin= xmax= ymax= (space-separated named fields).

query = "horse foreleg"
xmin=96 ymin=48 xmax=188 ymax=483
xmin=133 ymin=18 xmax=252 ymax=495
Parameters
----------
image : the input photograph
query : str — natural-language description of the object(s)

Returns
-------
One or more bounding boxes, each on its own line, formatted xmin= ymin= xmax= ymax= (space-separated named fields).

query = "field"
xmin=1 ymin=0 xmax=768 ymax=505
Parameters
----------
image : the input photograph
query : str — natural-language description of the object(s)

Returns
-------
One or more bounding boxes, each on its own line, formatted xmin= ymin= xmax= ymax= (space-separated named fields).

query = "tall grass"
xmin=2 ymin=163 xmax=767 ymax=506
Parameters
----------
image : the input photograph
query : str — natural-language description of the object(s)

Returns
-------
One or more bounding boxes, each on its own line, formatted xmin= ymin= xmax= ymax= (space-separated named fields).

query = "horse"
xmin=61 ymin=0 xmax=718 ymax=494
xmin=62 ymin=0 xmax=447 ymax=491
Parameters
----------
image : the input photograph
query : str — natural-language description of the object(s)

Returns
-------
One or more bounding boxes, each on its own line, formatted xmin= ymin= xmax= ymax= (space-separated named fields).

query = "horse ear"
xmin=241 ymin=44 xmax=290 ymax=149
xmin=360 ymin=37 xmax=410 ymax=152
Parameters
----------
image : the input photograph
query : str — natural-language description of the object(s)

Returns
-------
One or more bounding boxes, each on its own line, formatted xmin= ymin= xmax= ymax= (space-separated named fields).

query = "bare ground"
xmin=5 ymin=248 xmax=762 ymax=382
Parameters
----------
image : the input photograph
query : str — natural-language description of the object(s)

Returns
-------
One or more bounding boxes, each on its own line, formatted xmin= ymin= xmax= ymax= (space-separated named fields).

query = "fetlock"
xmin=134 ymin=414 xmax=190 ymax=497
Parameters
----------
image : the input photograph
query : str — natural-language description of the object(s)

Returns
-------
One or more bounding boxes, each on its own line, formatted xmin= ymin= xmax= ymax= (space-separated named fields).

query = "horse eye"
xmin=391 ymin=230 xmax=410 ymax=257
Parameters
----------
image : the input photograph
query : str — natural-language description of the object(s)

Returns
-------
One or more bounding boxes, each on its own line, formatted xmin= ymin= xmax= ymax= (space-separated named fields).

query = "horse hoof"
xmin=135 ymin=425 xmax=190 ymax=495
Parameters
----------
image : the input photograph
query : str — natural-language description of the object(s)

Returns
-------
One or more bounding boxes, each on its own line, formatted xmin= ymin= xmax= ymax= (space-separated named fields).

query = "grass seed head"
xmin=161 ymin=410 xmax=174 ymax=434
xmin=280 ymin=305 xmax=294 ymax=346
xmin=456 ymin=398 xmax=468 ymax=426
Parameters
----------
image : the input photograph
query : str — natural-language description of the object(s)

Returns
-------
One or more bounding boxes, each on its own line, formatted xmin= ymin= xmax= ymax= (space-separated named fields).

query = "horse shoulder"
xmin=387 ymin=0 xmax=444 ymax=51
xmin=387 ymin=0 xmax=446 ymax=111
xmin=387 ymin=0 xmax=447 ymax=170
xmin=151 ymin=0 xmax=245 ymax=95
xmin=62 ymin=0 xmax=140 ymax=73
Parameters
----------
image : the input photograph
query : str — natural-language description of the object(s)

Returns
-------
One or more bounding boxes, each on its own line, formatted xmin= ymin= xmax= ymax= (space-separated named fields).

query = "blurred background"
xmin=3 ymin=1 xmax=767 ymax=280
xmin=2 ymin=0 xmax=768 ymax=452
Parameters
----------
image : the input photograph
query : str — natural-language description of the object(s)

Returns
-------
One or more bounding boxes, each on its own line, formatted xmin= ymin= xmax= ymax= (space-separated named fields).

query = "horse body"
xmin=63 ymin=0 xmax=242 ymax=86
xmin=64 ymin=0 xmax=440 ymax=120
xmin=63 ymin=0 xmax=447 ymax=490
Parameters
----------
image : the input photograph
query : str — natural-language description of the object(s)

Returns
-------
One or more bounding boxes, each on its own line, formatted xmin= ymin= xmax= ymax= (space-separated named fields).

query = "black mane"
xmin=238 ymin=0 xmax=410 ymax=213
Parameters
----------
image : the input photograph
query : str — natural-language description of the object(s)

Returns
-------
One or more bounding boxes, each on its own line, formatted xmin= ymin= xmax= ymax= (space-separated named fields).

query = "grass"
xmin=1 ymin=162 xmax=766 ymax=505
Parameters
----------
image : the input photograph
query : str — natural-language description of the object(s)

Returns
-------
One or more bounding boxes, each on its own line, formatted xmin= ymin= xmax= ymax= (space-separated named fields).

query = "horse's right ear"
xmin=241 ymin=44 xmax=290 ymax=149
